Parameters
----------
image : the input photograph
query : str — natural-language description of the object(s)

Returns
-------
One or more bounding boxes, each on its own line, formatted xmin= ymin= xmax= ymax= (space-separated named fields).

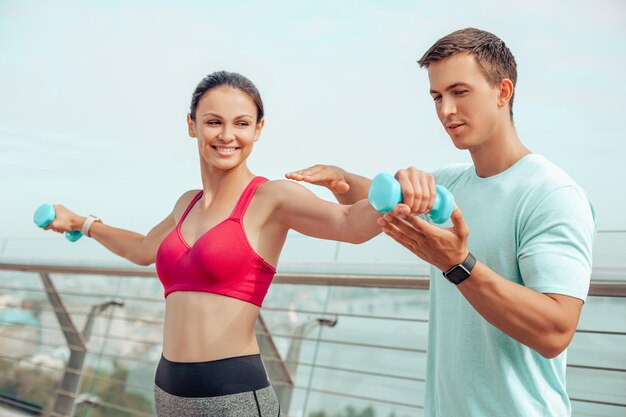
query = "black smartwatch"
xmin=443 ymin=252 xmax=476 ymax=285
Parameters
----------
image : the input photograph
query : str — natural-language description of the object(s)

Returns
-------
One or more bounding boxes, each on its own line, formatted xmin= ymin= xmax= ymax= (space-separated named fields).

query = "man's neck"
xmin=470 ymin=121 xmax=530 ymax=178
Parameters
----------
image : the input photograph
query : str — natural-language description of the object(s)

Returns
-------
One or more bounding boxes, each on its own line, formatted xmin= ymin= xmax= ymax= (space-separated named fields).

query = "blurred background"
xmin=1 ymin=1 xmax=624 ymax=416
xmin=1 ymin=0 xmax=625 ymax=237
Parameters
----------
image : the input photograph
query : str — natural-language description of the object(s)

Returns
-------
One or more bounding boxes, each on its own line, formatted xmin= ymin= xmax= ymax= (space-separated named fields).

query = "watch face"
xmin=445 ymin=265 xmax=470 ymax=284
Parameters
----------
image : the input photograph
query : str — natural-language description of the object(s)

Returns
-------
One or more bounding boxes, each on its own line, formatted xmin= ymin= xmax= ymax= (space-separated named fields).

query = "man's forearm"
xmin=335 ymin=172 xmax=371 ymax=204
xmin=457 ymin=261 xmax=583 ymax=358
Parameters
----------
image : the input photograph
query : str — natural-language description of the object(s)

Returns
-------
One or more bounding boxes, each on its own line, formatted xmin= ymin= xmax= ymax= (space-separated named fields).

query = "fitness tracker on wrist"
xmin=81 ymin=215 xmax=102 ymax=238
xmin=443 ymin=252 xmax=476 ymax=285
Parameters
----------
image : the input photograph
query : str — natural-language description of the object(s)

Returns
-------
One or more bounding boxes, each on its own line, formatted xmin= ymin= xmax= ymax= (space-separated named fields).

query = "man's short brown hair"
xmin=418 ymin=28 xmax=517 ymax=117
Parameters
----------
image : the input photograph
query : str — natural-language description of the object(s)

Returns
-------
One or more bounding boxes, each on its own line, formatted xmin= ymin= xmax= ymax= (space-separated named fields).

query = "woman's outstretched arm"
xmin=44 ymin=190 xmax=197 ymax=265
xmin=86 ymin=214 xmax=174 ymax=265
xmin=270 ymin=180 xmax=381 ymax=243
xmin=285 ymin=164 xmax=371 ymax=204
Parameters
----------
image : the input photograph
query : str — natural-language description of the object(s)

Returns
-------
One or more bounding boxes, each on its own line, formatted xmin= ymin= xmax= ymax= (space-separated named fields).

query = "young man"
xmin=287 ymin=28 xmax=596 ymax=417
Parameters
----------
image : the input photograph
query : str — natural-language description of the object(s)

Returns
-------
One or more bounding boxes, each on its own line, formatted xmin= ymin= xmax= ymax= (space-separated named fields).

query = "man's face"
xmin=428 ymin=53 xmax=503 ymax=150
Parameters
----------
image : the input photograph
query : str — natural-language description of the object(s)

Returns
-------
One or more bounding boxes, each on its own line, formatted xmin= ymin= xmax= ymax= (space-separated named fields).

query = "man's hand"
xmin=285 ymin=164 xmax=350 ymax=194
xmin=378 ymin=204 xmax=469 ymax=272
xmin=394 ymin=167 xmax=438 ymax=215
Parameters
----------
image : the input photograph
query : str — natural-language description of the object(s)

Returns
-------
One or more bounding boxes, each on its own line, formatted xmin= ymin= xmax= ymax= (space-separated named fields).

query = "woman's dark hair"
xmin=189 ymin=71 xmax=264 ymax=122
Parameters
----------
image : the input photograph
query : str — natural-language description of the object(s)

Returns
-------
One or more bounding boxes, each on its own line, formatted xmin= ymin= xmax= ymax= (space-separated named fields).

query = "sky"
xmin=1 ymin=0 xmax=625 ymax=242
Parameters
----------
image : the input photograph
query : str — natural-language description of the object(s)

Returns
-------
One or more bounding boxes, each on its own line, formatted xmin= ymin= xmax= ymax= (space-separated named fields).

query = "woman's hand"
xmin=44 ymin=205 xmax=85 ymax=234
xmin=285 ymin=164 xmax=350 ymax=194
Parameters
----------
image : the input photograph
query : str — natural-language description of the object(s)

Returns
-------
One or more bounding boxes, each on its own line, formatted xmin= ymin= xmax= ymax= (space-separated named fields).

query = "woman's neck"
xmin=198 ymin=163 xmax=255 ymax=209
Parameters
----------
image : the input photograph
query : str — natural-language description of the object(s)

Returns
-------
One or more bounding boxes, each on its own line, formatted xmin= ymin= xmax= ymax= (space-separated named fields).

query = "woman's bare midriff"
xmin=162 ymin=291 xmax=261 ymax=362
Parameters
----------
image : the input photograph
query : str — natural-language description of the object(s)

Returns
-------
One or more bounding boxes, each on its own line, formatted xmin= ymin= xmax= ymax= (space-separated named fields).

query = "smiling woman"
xmin=38 ymin=70 xmax=384 ymax=416
xmin=187 ymin=72 xmax=265 ymax=173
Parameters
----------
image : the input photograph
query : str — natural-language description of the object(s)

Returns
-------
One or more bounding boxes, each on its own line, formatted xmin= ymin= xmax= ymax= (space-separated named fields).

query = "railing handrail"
xmin=0 ymin=262 xmax=625 ymax=297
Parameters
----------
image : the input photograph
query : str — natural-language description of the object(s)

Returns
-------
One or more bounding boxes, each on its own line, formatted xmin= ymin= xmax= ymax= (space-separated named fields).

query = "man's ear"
xmin=187 ymin=113 xmax=197 ymax=138
xmin=253 ymin=119 xmax=265 ymax=142
xmin=498 ymin=78 xmax=514 ymax=108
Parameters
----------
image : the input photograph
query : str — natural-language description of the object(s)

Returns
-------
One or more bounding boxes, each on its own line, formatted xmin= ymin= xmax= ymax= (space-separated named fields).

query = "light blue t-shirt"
xmin=426 ymin=154 xmax=596 ymax=417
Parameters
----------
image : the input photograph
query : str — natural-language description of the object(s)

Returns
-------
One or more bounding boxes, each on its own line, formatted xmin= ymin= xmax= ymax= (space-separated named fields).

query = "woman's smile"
xmin=211 ymin=145 xmax=240 ymax=156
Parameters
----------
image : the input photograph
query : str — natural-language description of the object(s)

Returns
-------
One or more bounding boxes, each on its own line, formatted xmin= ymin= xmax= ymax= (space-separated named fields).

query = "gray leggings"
xmin=154 ymin=384 xmax=281 ymax=417
xmin=153 ymin=353 xmax=281 ymax=417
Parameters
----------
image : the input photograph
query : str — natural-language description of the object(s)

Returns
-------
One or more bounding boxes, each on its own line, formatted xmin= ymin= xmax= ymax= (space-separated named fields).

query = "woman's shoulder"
xmin=176 ymin=189 xmax=202 ymax=203
xmin=256 ymin=179 xmax=314 ymax=208
xmin=172 ymin=189 xmax=201 ymax=215
xmin=258 ymin=179 xmax=309 ymax=195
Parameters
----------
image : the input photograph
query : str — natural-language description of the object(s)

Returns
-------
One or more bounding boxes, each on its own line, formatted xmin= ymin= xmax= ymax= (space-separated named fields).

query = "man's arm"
xmin=380 ymin=204 xmax=584 ymax=359
xmin=458 ymin=262 xmax=583 ymax=358
xmin=285 ymin=165 xmax=371 ymax=204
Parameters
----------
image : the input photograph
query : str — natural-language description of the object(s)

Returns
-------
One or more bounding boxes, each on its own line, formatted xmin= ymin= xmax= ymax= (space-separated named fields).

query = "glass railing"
xmin=0 ymin=231 xmax=624 ymax=416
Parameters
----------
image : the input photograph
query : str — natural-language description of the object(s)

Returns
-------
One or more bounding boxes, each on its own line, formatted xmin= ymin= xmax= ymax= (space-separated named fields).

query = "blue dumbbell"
xmin=34 ymin=204 xmax=83 ymax=242
xmin=368 ymin=173 xmax=454 ymax=224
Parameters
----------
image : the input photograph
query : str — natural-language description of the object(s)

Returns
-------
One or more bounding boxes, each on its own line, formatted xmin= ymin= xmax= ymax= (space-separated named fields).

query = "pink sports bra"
xmin=155 ymin=177 xmax=276 ymax=306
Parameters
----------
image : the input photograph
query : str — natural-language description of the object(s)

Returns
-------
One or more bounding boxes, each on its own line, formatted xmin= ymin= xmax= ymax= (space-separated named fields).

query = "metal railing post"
xmin=256 ymin=313 xmax=338 ymax=413
xmin=256 ymin=313 xmax=294 ymax=410
xmin=39 ymin=272 xmax=86 ymax=417
xmin=39 ymin=273 xmax=123 ymax=417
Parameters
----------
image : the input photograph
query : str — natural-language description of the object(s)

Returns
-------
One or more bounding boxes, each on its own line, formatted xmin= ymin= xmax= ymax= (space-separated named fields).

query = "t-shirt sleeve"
xmin=518 ymin=185 xmax=597 ymax=301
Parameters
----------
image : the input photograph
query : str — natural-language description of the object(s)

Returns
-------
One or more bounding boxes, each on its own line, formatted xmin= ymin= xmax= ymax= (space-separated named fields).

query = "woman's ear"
xmin=187 ymin=113 xmax=197 ymax=138
xmin=253 ymin=119 xmax=265 ymax=142
xmin=498 ymin=78 xmax=514 ymax=108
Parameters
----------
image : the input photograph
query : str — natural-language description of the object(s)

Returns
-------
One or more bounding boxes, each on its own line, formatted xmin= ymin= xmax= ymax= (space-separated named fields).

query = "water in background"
xmin=0 ymin=231 xmax=624 ymax=416
xmin=1 ymin=230 xmax=624 ymax=276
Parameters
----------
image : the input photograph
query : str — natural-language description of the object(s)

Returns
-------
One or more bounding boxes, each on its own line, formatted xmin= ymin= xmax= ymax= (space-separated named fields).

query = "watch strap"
xmin=81 ymin=215 xmax=102 ymax=238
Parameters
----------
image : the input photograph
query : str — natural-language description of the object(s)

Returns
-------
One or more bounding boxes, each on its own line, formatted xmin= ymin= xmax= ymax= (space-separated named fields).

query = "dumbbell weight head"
xmin=34 ymin=204 xmax=83 ymax=242
xmin=367 ymin=173 xmax=454 ymax=224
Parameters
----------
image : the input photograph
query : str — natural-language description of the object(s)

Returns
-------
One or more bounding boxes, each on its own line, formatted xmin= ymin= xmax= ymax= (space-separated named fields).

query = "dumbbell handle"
xmin=367 ymin=173 xmax=454 ymax=224
xmin=34 ymin=204 xmax=83 ymax=242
